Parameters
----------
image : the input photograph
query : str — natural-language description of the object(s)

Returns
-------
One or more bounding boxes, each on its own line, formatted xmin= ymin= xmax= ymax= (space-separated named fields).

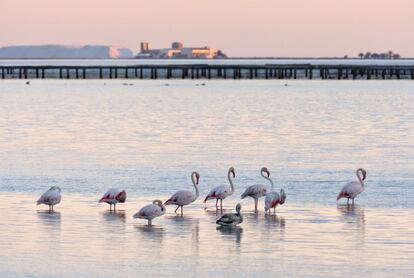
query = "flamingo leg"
xmin=174 ymin=206 xmax=179 ymax=213
xmin=274 ymin=207 xmax=276 ymax=214
xmin=352 ymin=199 xmax=355 ymax=205
xmin=215 ymin=199 xmax=218 ymax=209
xmin=114 ymin=203 xmax=116 ymax=211
xmin=181 ymin=206 xmax=183 ymax=216
xmin=254 ymin=198 xmax=258 ymax=212
xmin=220 ymin=199 xmax=223 ymax=210
xmin=347 ymin=198 xmax=350 ymax=205
xmin=148 ymin=219 xmax=152 ymax=226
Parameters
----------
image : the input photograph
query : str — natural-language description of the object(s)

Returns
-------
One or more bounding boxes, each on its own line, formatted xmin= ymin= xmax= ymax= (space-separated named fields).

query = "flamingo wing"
xmin=165 ymin=190 xmax=195 ymax=206
xmin=204 ymin=185 xmax=228 ymax=202
xmin=99 ymin=188 xmax=124 ymax=202
xmin=265 ymin=192 xmax=280 ymax=209
xmin=135 ymin=204 xmax=164 ymax=220
xmin=241 ymin=184 xmax=267 ymax=199
xmin=37 ymin=189 xmax=61 ymax=205
xmin=337 ymin=181 xmax=363 ymax=200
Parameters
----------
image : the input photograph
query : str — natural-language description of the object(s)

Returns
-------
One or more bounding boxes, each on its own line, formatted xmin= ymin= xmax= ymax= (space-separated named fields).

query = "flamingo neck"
xmin=261 ymin=171 xmax=274 ymax=191
xmin=357 ymin=169 xmax=364 ymax=188
xmin=269 ymin=177 xmax=274 ymax=192
xmin=192 ymin=173 xmax=199 ymax=198
xmin=228 ymin=171 xmax=235 ymax=194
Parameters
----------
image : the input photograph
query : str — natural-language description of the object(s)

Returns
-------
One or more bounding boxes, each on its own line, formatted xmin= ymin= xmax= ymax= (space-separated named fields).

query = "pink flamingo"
xmin=337 ymin=168 xmax=367 ymax=205
xmin=241 ymin=167 xmax=271 ymax=212
xmin=99 ymin=188 xmax=127 ymax=211
xmin=165 ymin=171 xmax=200 ymax=215
xmin=204 ymin=167 xmax=236 ymax=210
xmin=134 ymin=200 xmax=166 ymax=226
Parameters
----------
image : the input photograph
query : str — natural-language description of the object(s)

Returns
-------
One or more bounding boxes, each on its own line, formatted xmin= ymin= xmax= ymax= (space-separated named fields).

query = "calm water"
xmin=0 ymin=79 xmax=413 ymax=277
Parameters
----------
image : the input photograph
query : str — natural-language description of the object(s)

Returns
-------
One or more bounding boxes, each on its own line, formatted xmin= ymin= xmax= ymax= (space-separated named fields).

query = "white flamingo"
xmin=134 ymin=200 xmax=166 ymax=226
xmin=37 ymin=186 xmax=61 ymax=212
xmin=337 ymin=168 xmax=367 ymax=205
xmin=165 ymin=171 xmax=200 ymax=215
xmin=241 ymin=167 xmax=271 ymax=211
xmin=216 ymin=203 xmax=243 ymax=226
xmin=99 ymin=188 xmax=127 ymax=211
xmin=204 ymin=167 xmax=236 ymax=210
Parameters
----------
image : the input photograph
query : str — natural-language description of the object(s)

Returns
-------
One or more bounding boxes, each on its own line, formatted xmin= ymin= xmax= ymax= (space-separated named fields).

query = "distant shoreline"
xmin=0 ymin=57 xmax=414 ymax=60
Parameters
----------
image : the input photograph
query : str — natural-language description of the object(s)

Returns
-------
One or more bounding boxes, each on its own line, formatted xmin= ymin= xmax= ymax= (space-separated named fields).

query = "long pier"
xmin=1 ymin=64 xmax=414 ymax=80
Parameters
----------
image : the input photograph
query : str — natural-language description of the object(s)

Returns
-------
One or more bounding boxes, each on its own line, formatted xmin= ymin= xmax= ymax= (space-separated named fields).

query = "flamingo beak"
xmin=362 ymin=171 xmax=367 ymax=181
xmin=196 ymin=175 xmax=200 ymax=184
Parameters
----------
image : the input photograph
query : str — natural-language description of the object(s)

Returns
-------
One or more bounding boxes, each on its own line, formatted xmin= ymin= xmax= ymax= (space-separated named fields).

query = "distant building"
xmin=136 ymin=42 xmax=227 ymax=59
xmin=140 ymin=42 xmax=150 ymax=53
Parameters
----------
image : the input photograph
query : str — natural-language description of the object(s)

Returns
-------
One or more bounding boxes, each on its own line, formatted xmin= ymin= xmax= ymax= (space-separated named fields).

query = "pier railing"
xmin=1 ymin=64 xmax=413 ymax=80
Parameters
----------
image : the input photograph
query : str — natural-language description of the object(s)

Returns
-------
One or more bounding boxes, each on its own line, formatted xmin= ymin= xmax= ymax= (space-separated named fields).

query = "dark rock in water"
xmin=201 ymin=83 xmax=206 ymax=86
xmin=26 ymin=81 xmax=30 ymax=85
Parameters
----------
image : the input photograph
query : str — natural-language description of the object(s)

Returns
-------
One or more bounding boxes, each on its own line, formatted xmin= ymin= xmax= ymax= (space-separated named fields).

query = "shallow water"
xmin=0 ymin=80 xmax=413 ymax=207
xmin=0 ymin=194 xmax=413 ymax=277
xmin=0 ymin=79 xmax=414 ymax=276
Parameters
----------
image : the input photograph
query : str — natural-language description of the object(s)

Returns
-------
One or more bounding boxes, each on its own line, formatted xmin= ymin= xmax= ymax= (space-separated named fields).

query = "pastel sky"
xmin=1 ymin=0 xmax=413 ymax=57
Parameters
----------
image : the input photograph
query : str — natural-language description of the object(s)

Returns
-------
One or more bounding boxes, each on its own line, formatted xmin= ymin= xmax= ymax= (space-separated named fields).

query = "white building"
xmin=136 ymin=42 xmax=225 ymax=59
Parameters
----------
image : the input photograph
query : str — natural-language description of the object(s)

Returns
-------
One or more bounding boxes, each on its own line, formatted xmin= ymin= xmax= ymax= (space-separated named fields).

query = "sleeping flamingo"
xmin=165 ymin=171 xmax=200 ymax=215
xmin=134 ymin=200 xmax=166 ymax=226
xmin=99 ymin=188 xmax=127 ymax=211
xmin=204 ymin=167 xmax=236 ymax=210
xmin=265 ymin=189 xmax=286 ymax=215
xmin=337 ymin=168 xmax=367 ymax=205
xmin=263 ymin=170 xmax=286 ymax=214
xmin=37 ymin=186 xmax=61 ymax=212
xmin=241 ymin=167 xmax=271 ymax=212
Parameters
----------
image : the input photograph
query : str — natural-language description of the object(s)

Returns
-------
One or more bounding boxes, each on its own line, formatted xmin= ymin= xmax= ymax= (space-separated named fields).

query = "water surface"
xmin=0 ymin=79 xmax=413 ymax=277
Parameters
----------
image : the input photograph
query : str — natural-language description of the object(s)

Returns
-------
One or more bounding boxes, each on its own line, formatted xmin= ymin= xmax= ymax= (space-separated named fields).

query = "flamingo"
xmin=263 ymin=171 xmax=286 ymax=214
xmin=265 ymin=189 xmax=286 ymax=215
xmin=337 ymin=168 xmax=367 ymax=205
xmin=37 ymin=186 xmax=61 ymax=212
xmin=99 ymin=188 xmax=127 ymax=211
xmin=134 ymin=200 xmax=166 ymax=226
xmin=204 ymin=167 xmax=236 ymax=210
xmin=165 ymin=171 xmax=200 ymax=215
xmin=216 ymin=203 xmax=243 ymax=226
xmin=241 ymin=167 xmax=271 ymax=211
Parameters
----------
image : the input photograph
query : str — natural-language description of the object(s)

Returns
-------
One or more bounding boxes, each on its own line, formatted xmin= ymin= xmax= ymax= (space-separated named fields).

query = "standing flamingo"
xmin=134 ymin=200 xmax=166 ymax=226
xmin=99 ymin=188 xmax=127 ymax=211
xmin=165 ymin=171 xmax=200 ymax=215
xmin=37 ymin=186 xmax=61 ymax=212
xmin=204 ymin=167 xmax=236 ymax=210
xmin=241 ymin=167 xmax=271 ymax=212
xmin=216 ymin=203 xmax=243 ymax=226
xmin=337 ymin=168 xmax=367 ymax=205
xmin=263 ymin=171 xmax=286 ymax=214
xmin=265 ymin=189 xmax=286 ymax=215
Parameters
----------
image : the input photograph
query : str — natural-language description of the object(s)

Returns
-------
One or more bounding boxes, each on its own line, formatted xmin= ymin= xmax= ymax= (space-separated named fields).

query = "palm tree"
xmin=358 ymin=53 xmax=364 ymax=59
